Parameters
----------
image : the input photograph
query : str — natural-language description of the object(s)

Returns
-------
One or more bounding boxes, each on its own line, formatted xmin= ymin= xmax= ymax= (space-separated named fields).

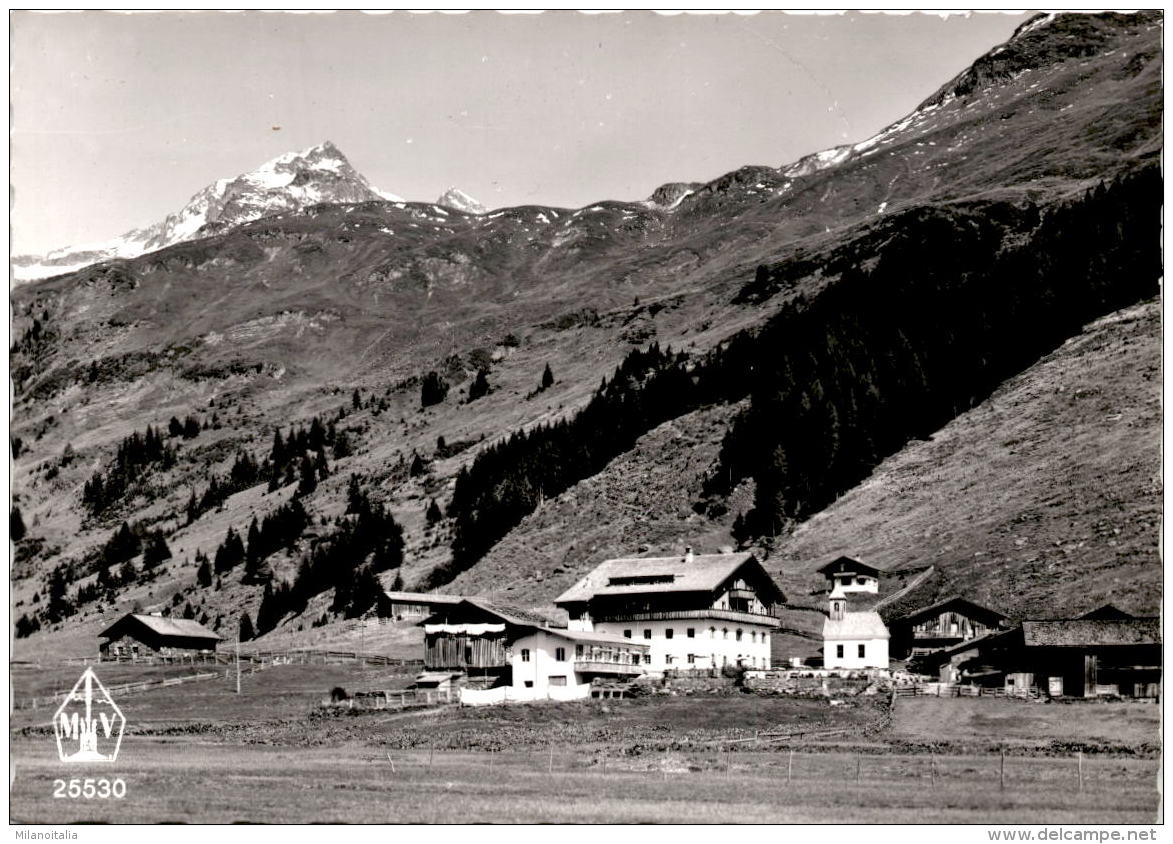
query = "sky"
xmin=10 ymin=10 xmax=1032 ymax=256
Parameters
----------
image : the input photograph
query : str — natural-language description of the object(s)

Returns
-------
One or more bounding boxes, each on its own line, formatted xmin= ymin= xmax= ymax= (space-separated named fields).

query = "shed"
xmin=380 ymin=591 xmax=465 ymax=620
xmin=98 ymin=613 xmax=220 ymax=660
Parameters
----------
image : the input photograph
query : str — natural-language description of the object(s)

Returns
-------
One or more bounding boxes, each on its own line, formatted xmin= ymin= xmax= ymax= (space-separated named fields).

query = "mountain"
xmin=12 ymin=141 xmax=401 ymax=284
xmin=436 ymin=188 xmax=487 ymax=215
xmin=8 ymin=11 xmax=1161 ymax=660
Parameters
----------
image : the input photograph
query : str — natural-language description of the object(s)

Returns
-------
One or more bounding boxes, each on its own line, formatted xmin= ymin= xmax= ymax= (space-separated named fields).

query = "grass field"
xmin=9 ymin=662 xmax=1162 ymax=823
xmin=9 ymin=740 xmax=1159 ymax=824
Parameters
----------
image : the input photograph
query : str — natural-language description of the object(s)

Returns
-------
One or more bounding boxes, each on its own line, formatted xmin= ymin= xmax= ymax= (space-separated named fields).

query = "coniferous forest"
xmin=434 ymin=163 xmax=1160 ymax=586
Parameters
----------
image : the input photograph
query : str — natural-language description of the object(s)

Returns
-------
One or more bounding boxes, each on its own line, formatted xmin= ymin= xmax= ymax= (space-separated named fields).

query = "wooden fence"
xmin=332 ymin=686 xmax=457 ymax=710
xmin=83 ymin=650 xmax=422 ymax=668
xmin=13 ymin=670 xmax=223 ymax=711
xmin=892 ymin=683 xmax=1041 ymax=699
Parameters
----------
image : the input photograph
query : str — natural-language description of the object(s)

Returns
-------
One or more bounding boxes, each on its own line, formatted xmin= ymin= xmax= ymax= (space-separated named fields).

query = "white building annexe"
xmin=554 ymin=547 xmax=785 ymax=673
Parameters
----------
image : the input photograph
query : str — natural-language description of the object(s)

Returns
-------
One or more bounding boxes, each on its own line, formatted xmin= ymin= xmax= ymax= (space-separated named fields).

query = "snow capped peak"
xmin=436 ymin=187 xmax=487 ymax=215
xmin=14 ymin=141 xmax=403 ymax=283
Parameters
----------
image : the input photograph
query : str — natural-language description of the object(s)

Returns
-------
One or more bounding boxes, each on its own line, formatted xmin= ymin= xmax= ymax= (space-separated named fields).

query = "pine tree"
xmin=142 ymin=531 xmax=172 ymax=568
xmin=238 ymin=612 xmax=255 ymax=643
xmin=467 ymin=369 xmax=490 ymax=402
xmin=297 ymin=455 xmax=318 ymax=497
xmin=10 ymin=506 xmax=26 ymax=542
xmin=541 ymin=363 xmax=554 ymax=390
xmin=420 ymin=371 xmax=449 ymax=408
xmin=426 ymin=498 xmax=443 ymax=526
xmin=196 ymin=555 xmax=213 ymax=588
xmin=168 ymin=416 xmax=183 ymax=438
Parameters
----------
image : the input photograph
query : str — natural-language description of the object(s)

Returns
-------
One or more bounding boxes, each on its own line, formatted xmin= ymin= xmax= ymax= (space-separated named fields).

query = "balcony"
xmin=596 ymin=608 xmax=780 ymax=627
xmin=575 ymin=660 xmax=645 ymax=675
xmin=727 ymin=588 xmax=756 ymax=601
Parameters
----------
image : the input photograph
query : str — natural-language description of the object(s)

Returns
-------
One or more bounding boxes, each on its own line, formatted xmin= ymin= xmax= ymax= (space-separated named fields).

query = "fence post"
xmin=1078 ymin=751 xmax=1084 ymax=792
xmin=787 ymin=748 xmax=794 ymax=784
xmin=1000 ymin=749 xmax=1006 ymax=791
xmin=930 ymin=752 xmax=937 ymax=789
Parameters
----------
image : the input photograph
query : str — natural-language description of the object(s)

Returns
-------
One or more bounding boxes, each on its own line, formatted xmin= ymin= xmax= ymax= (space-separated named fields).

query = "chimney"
xmin=684 ymin=546 xmax=694 ymax=564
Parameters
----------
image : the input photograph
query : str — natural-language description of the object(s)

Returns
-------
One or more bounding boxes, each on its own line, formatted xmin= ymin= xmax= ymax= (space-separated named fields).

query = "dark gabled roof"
xmin=896 ymin=596 xmax=1011 ymax=627
xmin=1077 ymin=604 xmax=1135 ymax=621
xmin=99 ymin=613 xmax=220 ymax=642
xmin=418 ymin=598 xmax=557 ymax=629
xmin=817 ymin=556 xmax=883 ymax=578
xmin=1021 ymin=618 xmax=1160 ymax=648
xmin=383 ymin=591 xmax=465 ymax=606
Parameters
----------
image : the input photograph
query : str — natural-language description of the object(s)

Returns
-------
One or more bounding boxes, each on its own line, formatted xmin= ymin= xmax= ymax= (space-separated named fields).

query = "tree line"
xmin=429 ymin=163 xmax=1160 ymax=584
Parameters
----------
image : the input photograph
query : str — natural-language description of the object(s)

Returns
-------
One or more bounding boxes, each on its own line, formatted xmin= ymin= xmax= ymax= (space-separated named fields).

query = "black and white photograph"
xmin=8 ymin=8 xmax=1163 ymax=827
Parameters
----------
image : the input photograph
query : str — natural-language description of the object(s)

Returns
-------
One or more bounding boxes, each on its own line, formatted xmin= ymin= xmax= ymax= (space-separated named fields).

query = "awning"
xmin=424 ymin=623 xmax=505 ymax=636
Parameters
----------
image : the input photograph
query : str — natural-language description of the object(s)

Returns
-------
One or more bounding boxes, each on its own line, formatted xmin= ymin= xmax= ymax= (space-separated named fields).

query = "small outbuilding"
xmin=380 ymin=591 xmax=465 ymax=620
xmin=98 ymin=613 xmax=220 ymax=660
xmin=890 ymin=596 xmax=1012 ymax=658
xmin=818 ymin=556 xmax=883 ymax=594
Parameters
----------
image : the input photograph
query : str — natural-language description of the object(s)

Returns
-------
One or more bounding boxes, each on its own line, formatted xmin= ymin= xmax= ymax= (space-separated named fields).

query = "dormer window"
xmin=607 ymin=574 xmax=675 ymax=587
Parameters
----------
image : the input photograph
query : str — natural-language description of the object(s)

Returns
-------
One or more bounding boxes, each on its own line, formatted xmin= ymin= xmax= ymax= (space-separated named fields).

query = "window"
xmin=750 ymin=631 xmax=757 ymax=643
xmin=549 ymin=676 xmax=567 ymax=687
xmin=687 ymin=628 xmax=695 ymax=639
xmin=524 ymin=680 xmax=534 ymax=688
xmin=856 ymin=577 xmax=867 ymax=586
xmin=643 ymin=654 xmax=651 ymax=665
xmin=521 ymin=649 xmax=531 ymax=662
xmin=687 ymin=654 xmax=696 ymax=664
xmin=858 ymin=644 xmax=866 ymax=659
xmin=643 ymin=629 xmax=652 ymax=640
xmin=836 ymin=645 xmax=844 ymax=659
xmin=665 ymin=629 xmax=674 ymax=640
xmin=722 ymin=628 xmax=729 ymax=640
xmin=709 ymin=627 xmax=716 ymax=639
xmin=464 ymin=646 xmax=473 ymax=663
xmin=623 ymin=629 xmax=632 ymax=639
xmin=736 ymin=629 xmax=743 ymax=642
xmin=575 ymin=644 xmax=584 ymax=658
xmin=665 ymin=655 xmax=674 ymax=665
xmin=555 ymin=647 xmax=566 ymax=662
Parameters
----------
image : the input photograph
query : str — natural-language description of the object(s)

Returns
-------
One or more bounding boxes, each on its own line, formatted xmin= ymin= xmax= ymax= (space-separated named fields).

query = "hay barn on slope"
xmin=98 ymin=613 xmax=220 ymax=660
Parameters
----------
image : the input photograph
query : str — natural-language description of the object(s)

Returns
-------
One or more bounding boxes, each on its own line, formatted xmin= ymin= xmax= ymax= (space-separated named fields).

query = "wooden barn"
xmin=943 ymin=608 xmax=1160 ymax=698
xmin=890 ymin=596 xmax=1012 ymax=658
xmin=420 ymin=599 xmax=524 ymax=683
xmin=98 ymin=613 xmax=220 ymax=660
xmin=380 ymin=590 xmax=465 ymax=620
xmin=420 ymin=598 xmax=649 ymax=699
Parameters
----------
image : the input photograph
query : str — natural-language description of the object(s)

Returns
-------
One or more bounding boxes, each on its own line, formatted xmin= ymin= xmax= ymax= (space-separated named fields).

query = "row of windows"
xmin=622 ymin=627 xmax=767 ymax=643
xmin=834 ymin=644 xmax=868 ymax=659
